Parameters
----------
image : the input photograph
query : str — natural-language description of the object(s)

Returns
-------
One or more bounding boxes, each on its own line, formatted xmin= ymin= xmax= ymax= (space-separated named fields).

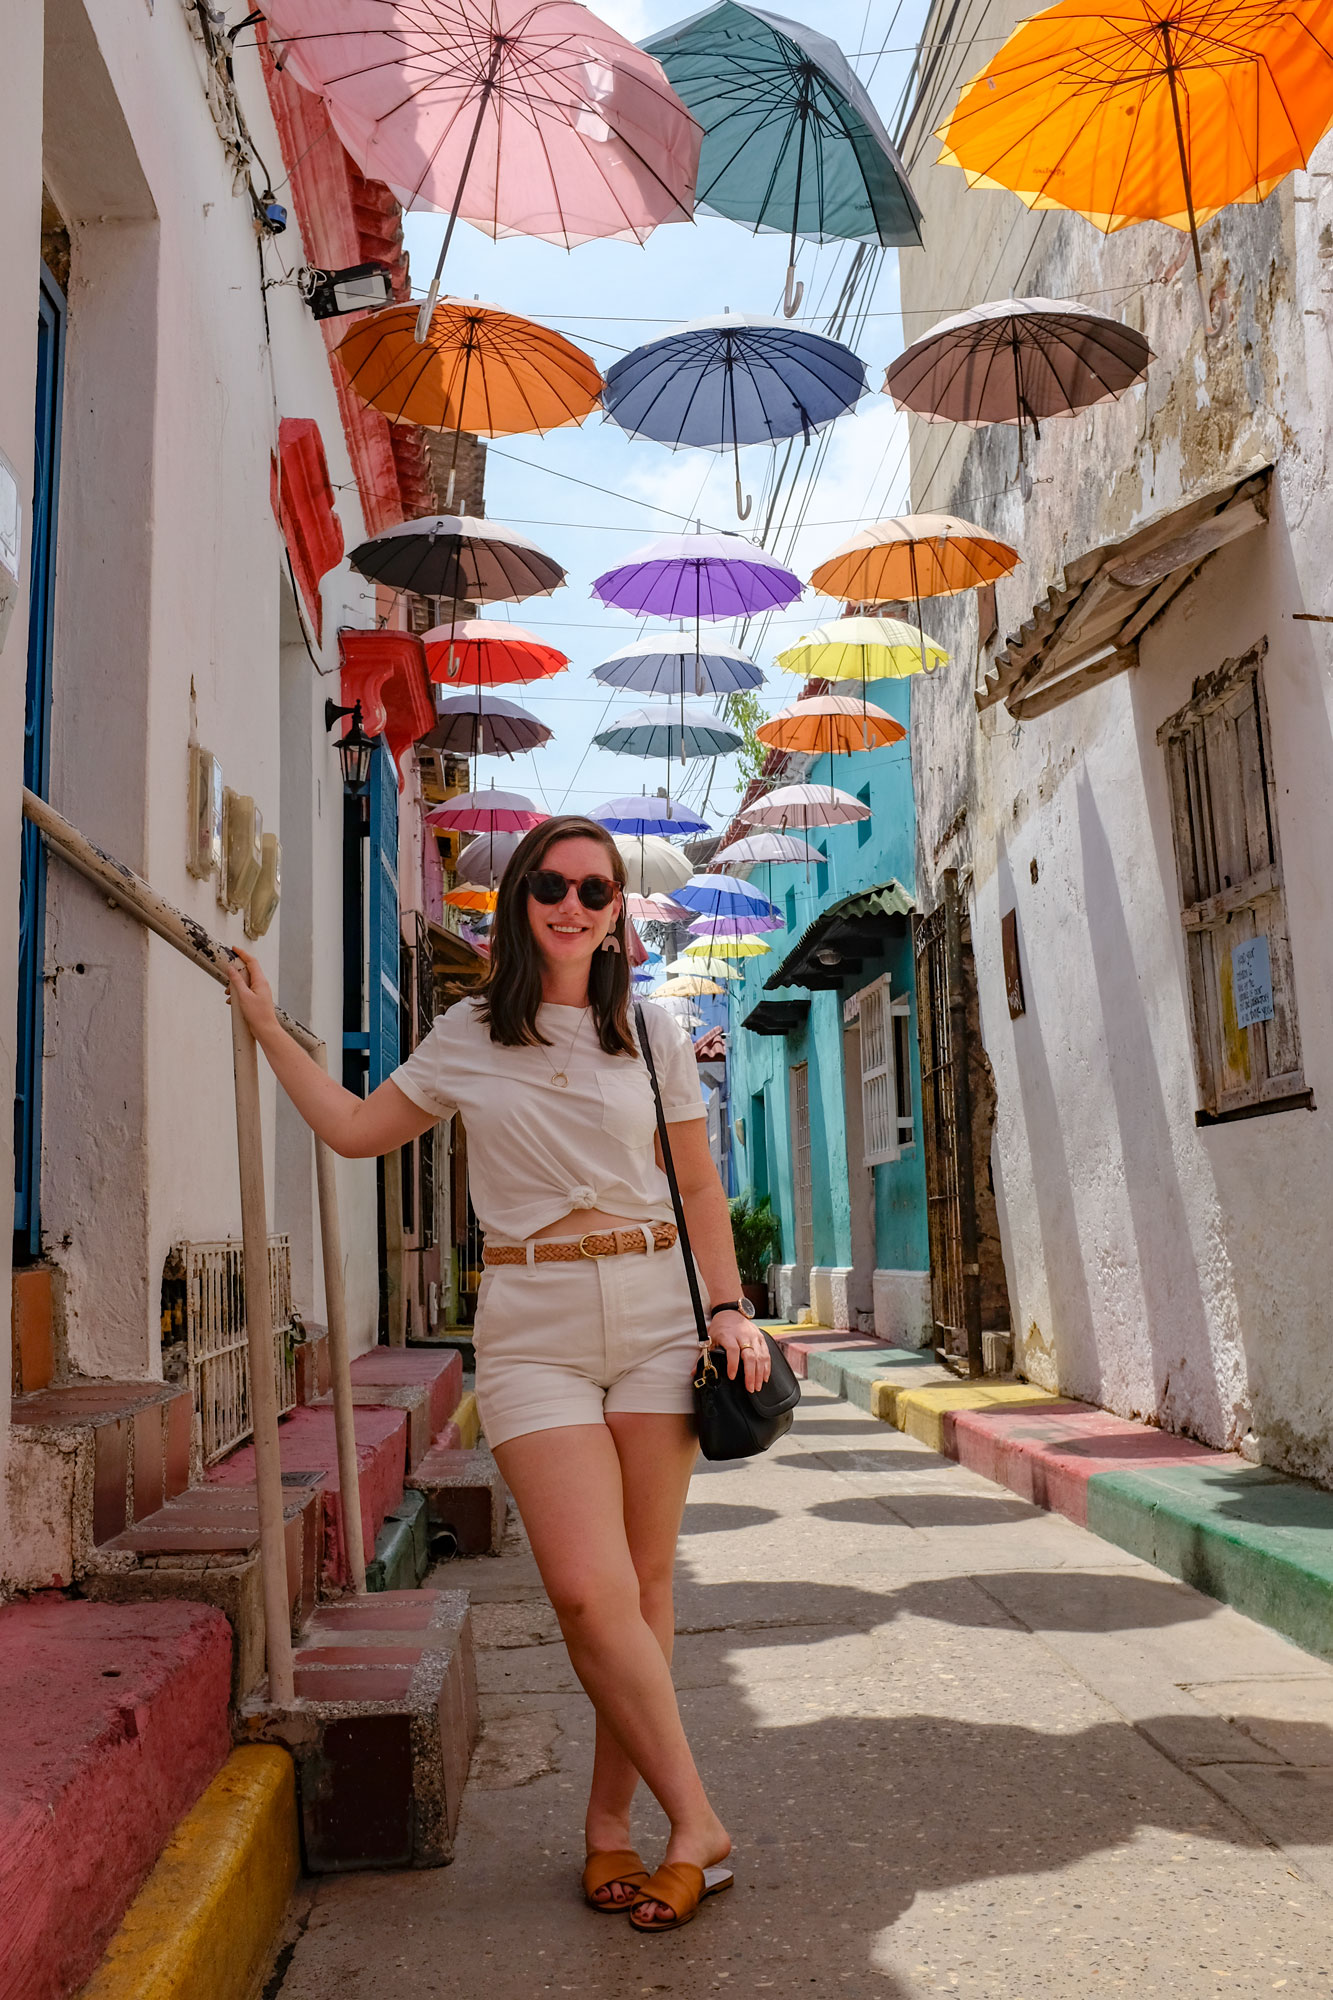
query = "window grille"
xmin=789 ymin=1063 xmax=814 ymax=1271
xmin=858 ymin=975 xmax=899 ymax=1165
xmin=892 ymin=997 xmax=915 ymax=1147
xmin=178 ymin=1236 xmax=297 ymax=1465
xmin=1157 ymin=640 xmax=1307 ymax=1122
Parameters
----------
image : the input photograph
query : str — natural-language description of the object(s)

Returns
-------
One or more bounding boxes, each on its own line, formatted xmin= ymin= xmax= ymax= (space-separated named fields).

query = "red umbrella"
xmin=423 ymin=619 xmax=568 ymax=686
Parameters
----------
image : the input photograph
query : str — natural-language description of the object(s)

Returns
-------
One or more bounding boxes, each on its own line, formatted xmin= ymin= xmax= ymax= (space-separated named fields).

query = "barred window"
xmin=858 ymin=975 xmax=899 ymax=1165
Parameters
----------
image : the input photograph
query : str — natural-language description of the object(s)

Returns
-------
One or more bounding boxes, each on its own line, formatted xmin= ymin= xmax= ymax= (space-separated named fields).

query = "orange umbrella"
xmin=336 ymin=297 xmax=601 ymax=503
xmin=936 ymin=0 xmax=1333 ymax=301
xmin=756 ymin=695 xmax=906 ymax=757
xmin=811 ymin=513 xmax=1018 ymax=677
xmin=443 ymin=885 xmax=498 ymax=912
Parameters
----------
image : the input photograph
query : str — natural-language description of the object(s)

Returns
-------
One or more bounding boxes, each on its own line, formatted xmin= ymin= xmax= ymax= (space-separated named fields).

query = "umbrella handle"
xmin=735 ymin=473 xmax=752 ymax=521
xmin=414 ymin=279 xmax=440 ymax=345
xmin=783 ymin=265 xmax=805 ymax=319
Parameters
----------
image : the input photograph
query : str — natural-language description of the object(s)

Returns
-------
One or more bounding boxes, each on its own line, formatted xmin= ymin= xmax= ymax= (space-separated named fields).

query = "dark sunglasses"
xmin=525 ymin=869 xmax=619 ymax=911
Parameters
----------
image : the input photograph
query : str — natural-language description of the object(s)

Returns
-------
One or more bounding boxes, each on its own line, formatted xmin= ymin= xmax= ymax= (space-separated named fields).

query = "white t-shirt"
xmin=390 ymin=995 xmax=707 ymax=1242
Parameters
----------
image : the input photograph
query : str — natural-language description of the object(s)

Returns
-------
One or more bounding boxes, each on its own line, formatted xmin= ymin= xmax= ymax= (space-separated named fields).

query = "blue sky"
xmin=401 ymin=0 xmax=934 ymax=828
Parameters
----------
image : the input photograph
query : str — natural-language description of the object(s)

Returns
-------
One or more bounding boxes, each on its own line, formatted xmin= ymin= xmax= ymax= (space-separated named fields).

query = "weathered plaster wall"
xmin=902 ymin=0 xmax=1333 ymax=1475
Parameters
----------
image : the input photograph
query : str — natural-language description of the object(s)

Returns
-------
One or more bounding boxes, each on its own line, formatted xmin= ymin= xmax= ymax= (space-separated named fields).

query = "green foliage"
xmin=729 ymin=1191 xmax=783 ymax=1283
xmin=723 ymin=688 xmax=768 ymax=794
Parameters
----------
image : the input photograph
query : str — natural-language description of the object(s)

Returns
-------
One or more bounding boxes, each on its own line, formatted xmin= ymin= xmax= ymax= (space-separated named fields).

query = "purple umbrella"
xmin=592 ymin=531 xmax=802 ymax=620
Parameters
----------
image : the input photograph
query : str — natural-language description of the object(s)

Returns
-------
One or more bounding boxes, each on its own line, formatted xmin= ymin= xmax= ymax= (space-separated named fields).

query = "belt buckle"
xmin=578 ymin=1231 xmax=611 ymax=1259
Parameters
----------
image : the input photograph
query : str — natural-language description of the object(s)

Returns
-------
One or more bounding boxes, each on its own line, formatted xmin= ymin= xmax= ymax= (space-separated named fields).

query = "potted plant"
xmin=729 ymin=1192 xmax=783 ymax=1319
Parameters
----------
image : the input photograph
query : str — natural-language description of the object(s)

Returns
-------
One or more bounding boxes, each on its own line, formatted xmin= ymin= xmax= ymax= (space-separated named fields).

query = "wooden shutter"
xmin=1157 ymin=640 xmax=1305 ymax=1119
xmin=859 ymin=975 xmax=899 ymax=1165
xmin=367 ymin=740 xmax=401 ymax=1091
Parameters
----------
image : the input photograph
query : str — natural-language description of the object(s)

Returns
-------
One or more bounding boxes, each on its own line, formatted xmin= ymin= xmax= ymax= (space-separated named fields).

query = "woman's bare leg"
xmin=581 ymin=1412 xmax=700 ymax=1902
xmin=492 ymin=1421 xmax=728 ymax=1905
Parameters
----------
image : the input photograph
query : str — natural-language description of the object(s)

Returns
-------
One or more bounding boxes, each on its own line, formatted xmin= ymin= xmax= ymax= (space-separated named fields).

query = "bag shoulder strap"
xmin=635 ymin=1003 xmax=710 ymax=1348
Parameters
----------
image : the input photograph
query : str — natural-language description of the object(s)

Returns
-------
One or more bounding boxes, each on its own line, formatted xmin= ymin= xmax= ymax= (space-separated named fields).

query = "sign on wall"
xmin=1232 ymin=934 xmax=1275 ymax=1030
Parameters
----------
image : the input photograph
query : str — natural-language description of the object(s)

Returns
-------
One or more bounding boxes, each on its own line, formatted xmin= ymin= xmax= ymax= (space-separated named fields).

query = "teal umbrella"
xmin=642 ymin=3 xmax=923 ymax=317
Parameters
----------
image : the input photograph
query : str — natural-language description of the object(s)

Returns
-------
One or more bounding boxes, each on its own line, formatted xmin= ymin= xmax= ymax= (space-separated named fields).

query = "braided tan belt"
xmin=483 ymin=1223 xmax=678 ymax=1266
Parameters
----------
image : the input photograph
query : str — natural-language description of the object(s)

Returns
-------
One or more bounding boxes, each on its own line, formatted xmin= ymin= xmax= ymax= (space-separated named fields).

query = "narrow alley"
xmin=274 ymin=1385 xmax=1333 ymax=1999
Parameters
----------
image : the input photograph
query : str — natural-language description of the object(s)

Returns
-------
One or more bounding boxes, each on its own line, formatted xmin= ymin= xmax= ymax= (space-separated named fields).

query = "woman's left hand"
xmin=709 ymin=1310 xmax=772 ymax=1393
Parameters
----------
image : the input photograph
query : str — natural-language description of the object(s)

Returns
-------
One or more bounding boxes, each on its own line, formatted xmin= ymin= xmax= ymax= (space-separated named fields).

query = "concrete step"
xmin=207 ymin=1404 xmax=409 ymax=1591
xmin=313 ymin=1348 xmax=464 ymax=1470
xmin=239 ymin=1590 xmax=478 ymax=1871
xmin=82 ymin=1475 xmax=323 ymax=1699
xmin=406 ymin=1443 xmax=508 ymax=1557
xmin=0 ymin=1595 xmax=232 ymax=2000
xmin=8 ymin=1380 xmax=193 ymax=1588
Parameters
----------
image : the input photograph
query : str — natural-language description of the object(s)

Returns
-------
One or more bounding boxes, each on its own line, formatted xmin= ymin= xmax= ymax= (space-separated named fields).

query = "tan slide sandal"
xmin=628 ymin=1862 xmax=735 ymax=1932
xmin=582 ymin=1849 xmax=650 ymax=1912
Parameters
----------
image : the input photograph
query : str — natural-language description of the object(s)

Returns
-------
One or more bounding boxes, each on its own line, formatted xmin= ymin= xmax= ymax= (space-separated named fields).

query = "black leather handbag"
xmin=636 ymin=1005 xmax=801 ymax=1461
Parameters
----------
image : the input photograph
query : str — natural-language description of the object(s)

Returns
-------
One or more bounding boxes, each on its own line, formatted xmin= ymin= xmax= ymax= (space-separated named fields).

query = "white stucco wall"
xmin=902 ymin=0 xmax=1333 ymax=1477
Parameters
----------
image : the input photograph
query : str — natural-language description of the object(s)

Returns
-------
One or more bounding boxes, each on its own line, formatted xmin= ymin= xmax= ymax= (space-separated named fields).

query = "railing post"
xmin=312 ymin=1046 xmax=367 ymax=1594
xmin=230 ymin=1001 xmax=297 ymax=1705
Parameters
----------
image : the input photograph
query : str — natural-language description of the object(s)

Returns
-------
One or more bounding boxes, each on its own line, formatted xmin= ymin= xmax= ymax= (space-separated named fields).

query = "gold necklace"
xmin=543 ymin=1005 xmax=588 ymax=1089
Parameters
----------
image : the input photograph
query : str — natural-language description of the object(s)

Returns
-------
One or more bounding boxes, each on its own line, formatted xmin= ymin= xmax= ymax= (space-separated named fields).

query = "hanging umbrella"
xmin=756 ymin=694 xmax=905 ymax=757
xmin=688 ymin=910 xmax=783 ymax=936
xmin=455 ymin=830 xmax=522 ymax=885
xmin=740 ymin=781 xmax=870 ymax=828
xmin=627 ymin=892 xmax=692 ymax=925
xmin=335 ymin=299 xmax=601 ymax=505
xmin=684 ymin=934 xmax=770 ymax=959
xmin=715 ymin=829 xmax=824 ymax=867
xmin=256 ymin=0 xmax=701 ymax=336
xmin=348 ymin=514 xmax=565 ymax=600
xmin=593 ymin=638 xmax=762 ymax=699
xmin=594 ymin=796 xmax=712 ymax=835
xmin=775 ymin=615 xmax=948 ymax=682
xmin=673 ymin=873 xmax=780 ymax=920
xmin=643 ymin=1 xmax=922 ymax=316
xmin=666 ymin=956 xmax=741 ymax=979
xmin=937 ymin=0 xmax=1333 ymax=318
xmin=885 ymin=297 xmax=1153 ymax=467
xmin=443 ymin=885 xmax=498 ymax=912
xmin=656 ymin=974 xmax=724 ymax=997
xmin=811 ymin=514 xmax=1019 ymax=675
xmin=419 ymin=692 xmax=553 ymax=760
xmin=593 ymin=703 xmax=744 ymax=760
xmin=423 ymin=623 xmax=567 ymax=686
xmin=653 ymin=998 xmax=704 ymax=1027
xmin=603 ymin=313 xmax=867 ymax=516
xmin=426 ymin=787 xmax=547 ymax=833
xmin=613 ymin=833 xmax=692 ymax=896
xmin=593 ymin=530 xmax=802 ymax=619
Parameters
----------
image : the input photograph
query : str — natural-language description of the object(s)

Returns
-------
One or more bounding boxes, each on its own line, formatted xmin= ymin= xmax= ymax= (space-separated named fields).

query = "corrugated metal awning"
xmin=980 ymin=461 xmax=1272 ymax=721
xmin=764 ymin=880 xmax=914 ymax=992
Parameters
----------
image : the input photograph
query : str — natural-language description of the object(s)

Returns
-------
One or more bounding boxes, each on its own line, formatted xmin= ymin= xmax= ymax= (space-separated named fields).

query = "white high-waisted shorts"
xmin=472 ymin=1231 xmax=706 ymax=1449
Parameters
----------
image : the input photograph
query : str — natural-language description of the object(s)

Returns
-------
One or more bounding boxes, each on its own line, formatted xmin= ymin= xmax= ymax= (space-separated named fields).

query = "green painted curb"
xmin=805 ymin=1348 xmax=906 ymax=1411
xmin=1087 ymin=1460 xmax=1333 ymax=1660
xmin=367 ymin=1488 xmax=429 ymax=1592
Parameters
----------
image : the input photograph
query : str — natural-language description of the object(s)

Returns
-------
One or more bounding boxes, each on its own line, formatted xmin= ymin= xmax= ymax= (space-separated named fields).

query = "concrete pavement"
xmin=273 ymin=1384 xmax=1333 ymax=1997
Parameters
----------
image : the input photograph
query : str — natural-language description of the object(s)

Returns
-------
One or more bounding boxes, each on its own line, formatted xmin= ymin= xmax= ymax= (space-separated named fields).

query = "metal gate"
xmin=914 ymin=872 xmax=983 ymax=1377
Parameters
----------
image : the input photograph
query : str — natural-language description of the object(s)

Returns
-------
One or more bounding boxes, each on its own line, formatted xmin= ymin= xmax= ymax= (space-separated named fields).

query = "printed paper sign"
xmin=1232 ymin=934 xmax=1274 ymax=1030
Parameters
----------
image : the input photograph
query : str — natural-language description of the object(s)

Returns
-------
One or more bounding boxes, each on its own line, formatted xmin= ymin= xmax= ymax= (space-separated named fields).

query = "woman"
xmin=227 ymin=814 xmax=769 ymax=1934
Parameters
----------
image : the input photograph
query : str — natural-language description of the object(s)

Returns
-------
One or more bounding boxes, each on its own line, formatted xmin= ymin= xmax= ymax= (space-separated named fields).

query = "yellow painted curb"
xmin=79 ymin=1745 xmax=298 ymax=2000
xmin=454 ymin=1389 xmax=481 ymax=1450
xmin=873 ymin=1381 xmax=1059 ymax=1454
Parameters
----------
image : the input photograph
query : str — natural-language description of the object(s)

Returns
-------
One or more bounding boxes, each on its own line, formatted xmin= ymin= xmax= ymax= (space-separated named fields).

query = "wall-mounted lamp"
xmin=326 ymin=699 xmax=375 ymax=797
xmin=303 ymin=263 xmax=395 ymax=321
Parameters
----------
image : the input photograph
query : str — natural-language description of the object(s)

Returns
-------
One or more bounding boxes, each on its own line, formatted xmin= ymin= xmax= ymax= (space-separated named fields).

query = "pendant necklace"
xmin=544 ymin=1006 xmax=587 ymax=1089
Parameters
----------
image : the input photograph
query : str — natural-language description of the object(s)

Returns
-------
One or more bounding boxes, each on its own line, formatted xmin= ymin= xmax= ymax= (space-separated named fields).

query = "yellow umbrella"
xmin=656 ymin=974 xmax=724 ymax=997
xmin=443 ymin=885 xmax=498 ymax=912
xmin=811 ymin=514 xmax=1019 ymax=674
xmin=776 ymin=615 xmax=949 ymax=681
xmin=756 ymin=695 xmax=906 ymax=758
xmin=936 ymin=0 xmax=1333 ymax=311
xmin=683 ymin=936 xmax=771 ymax=959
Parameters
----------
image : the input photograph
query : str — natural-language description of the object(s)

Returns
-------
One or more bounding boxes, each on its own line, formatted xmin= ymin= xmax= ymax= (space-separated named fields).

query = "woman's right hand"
xmin=226 ymin=945 xmax=279 ymax=1042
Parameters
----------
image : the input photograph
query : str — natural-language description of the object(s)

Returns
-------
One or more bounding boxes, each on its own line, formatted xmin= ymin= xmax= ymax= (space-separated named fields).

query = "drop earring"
xmin=600 ymin=932 xmax=621 ymax=954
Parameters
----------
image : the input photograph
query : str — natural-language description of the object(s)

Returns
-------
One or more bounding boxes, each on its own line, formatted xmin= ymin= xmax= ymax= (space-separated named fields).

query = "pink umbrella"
xmin=425 ymin=787 xmax=547 ymax=833
xmin=256 ymin=1 xmax=700 ymax=332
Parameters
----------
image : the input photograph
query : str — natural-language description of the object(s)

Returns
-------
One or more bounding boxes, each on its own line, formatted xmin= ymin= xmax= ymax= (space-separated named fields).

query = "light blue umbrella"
xmin=642 ymin=3 xmax=923 ymax=317
xmin=603 ymin=313 xmax=867 ymax=517
xmin=593 ymin=634 xmax=764 ymax=698
xmin=594 ymin=796 xmax=712 ymax=836
xmin=673 ymin=873 xmax=780 ymax=922
xmin=594 ymin=704 xmax=744 ymax=762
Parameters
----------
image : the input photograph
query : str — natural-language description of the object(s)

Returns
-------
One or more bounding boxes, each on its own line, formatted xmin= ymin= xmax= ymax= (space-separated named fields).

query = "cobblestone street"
xmin=275 ymin=1385 xmax=1333 ymax=1998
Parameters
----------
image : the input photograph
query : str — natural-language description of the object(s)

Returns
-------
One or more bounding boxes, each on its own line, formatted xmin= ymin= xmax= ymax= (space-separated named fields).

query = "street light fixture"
xmin=325 ymin=699 xmax=375 ymax=797
xmin=303 ymin=263 xmax=395 ymax=321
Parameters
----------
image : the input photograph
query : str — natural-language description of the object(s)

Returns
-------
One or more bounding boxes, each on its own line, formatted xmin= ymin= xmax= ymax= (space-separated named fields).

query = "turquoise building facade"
xmin=726 ymin=673 xmax=930 ymax=1342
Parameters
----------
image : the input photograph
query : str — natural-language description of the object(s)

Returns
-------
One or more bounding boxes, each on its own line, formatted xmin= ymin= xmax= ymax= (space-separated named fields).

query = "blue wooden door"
xmin=366 ymin=740 xmax=401 ymax=1090
xmin=14 ymin=269 xmax=65 ymax=1253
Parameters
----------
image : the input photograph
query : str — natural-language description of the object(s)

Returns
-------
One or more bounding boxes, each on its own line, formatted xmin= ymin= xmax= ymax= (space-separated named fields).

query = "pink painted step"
xmin=0 ymin=1596 xmax=232 ymax=2000
xmin=350 ymin=1348 xmax=463 ymax=1436
xmin=208 ymin=1405 xmax=408 ymax=1590
xmin=948 ymin=1400 xmax=1240 ymax=1528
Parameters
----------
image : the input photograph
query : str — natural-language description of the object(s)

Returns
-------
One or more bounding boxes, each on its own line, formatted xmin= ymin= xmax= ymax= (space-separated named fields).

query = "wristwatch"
xmin=708 ymin=1299 xmax=757 ymax=1321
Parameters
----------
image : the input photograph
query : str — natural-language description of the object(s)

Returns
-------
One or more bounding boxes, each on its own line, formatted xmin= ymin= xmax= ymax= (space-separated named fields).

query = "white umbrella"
xmin=652 ymin=997 xmax=704 ymax=1027
xmin=613 ymin=833 xmax=692 ymax=896
xmin=715 ymin=831 xmax=825 ymax=868
xmin=739 ymin=782 xmax=870 ymax=830
xmin=455 ymin=830 xmax=522 ymax=886
xmin=667 ymin=954 xmax=741 ymax=979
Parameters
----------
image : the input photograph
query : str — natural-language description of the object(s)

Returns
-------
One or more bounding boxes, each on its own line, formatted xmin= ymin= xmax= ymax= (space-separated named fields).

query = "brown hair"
xmin=476 ymin=815 xmax=636 ymax=1056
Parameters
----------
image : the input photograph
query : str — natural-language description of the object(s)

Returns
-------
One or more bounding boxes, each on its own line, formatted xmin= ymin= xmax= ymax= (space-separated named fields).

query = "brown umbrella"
xmin=885 ymin=297 xmax=1152 ymax=465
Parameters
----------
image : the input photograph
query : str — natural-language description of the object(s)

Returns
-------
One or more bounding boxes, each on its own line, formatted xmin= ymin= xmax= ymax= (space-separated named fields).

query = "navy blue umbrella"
xmin=595 ymin=796 xmax=713 ymax=836
xmin=603 ymin=313 xmax=867 ymax=518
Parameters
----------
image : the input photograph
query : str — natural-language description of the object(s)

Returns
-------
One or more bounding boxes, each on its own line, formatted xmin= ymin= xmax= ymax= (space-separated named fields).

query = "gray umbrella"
xmin=419 ymin=692 xmax=552 ymax=759
xmin=885 ymin=298 xmax=1152 ymax=464
xmin=455 ymin=831 xmax=522 ymax=887
xmin=346 ymin=513 xmax=565 ymax=601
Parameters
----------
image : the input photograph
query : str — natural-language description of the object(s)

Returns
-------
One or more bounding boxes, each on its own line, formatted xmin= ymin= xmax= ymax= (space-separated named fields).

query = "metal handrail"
xmin=22 ymin=787 xmax=368 ymax=1705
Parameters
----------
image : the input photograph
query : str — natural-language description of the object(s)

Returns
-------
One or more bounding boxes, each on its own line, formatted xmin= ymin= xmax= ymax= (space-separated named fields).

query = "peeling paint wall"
xmin=902 ymin=0 xmax=1333 ymax=1479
